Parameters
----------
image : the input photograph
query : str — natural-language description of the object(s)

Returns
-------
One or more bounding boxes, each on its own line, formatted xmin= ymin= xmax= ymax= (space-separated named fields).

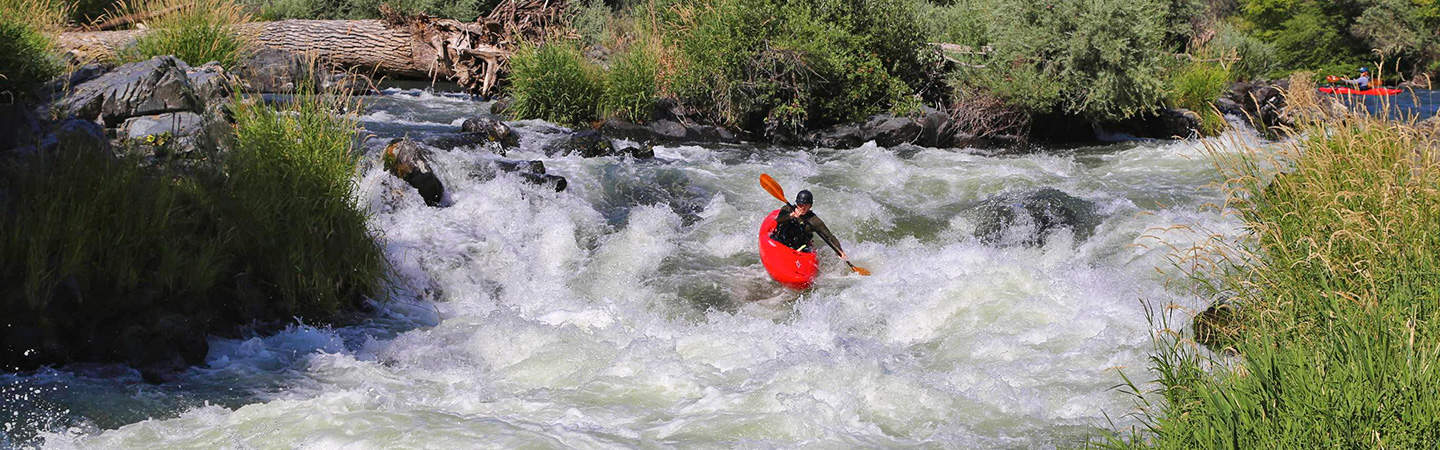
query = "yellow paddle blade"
xmin=759 ymin=173 xmax=789 ymax=204
xmin=848 ymin=262 xmax=871 ymax=276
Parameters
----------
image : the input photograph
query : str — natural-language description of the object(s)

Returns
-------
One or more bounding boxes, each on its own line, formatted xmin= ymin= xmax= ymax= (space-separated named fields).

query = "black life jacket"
xmin=771 ymin=212 xmax=815 ymax=251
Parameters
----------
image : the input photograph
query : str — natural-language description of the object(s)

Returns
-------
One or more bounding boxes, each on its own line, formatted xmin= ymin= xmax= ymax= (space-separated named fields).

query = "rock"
xmin=41 ymin=118 xmax=111 ymax=157
xmin=383 ymin=138 xmax=446 ymax=207
xmin=915 ymin=107 xmax=957 ymax=147
xmin=1103 ymin=108 xmax=1201 ymax=140
xmin=518 ymin=172 xmax=568 ymax=192
xmin=493 ymin=158 xmax=546 ymax=174
xmin=864 ymin=115 xmax=923 ymax=147
xmin=1223 ymin=80 xmax=1291 ymax=135
xmin=620 ymin=145 xmax=654 ymax=159
xmin=598 ymin=118 xmax=654 ymax=142
xmin=0 ymin=103 xmax=46 ymax=157
xmin=186 ymin=63 xmax=231 ymax=103
xmin=1214 ymin=97 xmax=1244 ymax=117
xmin=649 ymin=119 xmax=689 ymax=141
xmin=118 ymin=112 xmax=206 ymax=160
xmin=55 ymin=56 xmax=201 ymax=126
xmin=808 ymin=123 xmax=864 ymax=148
xmin=1193 ymin=300 xmax=1238 ymax=350
xmin=490 ymin=97 xmax=511 ymax=116
xmin=460 ymin=116 xmax=519 ymax=148
xmin=235 ymin=48 xmax=311 ymax=93
xmin=548 ymin=130 xmax=617 ymax=157
xmin=972 ymin=188 xmax=1100 ymax=246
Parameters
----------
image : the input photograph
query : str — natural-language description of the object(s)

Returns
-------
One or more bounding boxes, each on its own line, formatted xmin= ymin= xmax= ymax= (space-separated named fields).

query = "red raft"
xmin=758 ymin=208 xmax=819 ymax=290
xmin=1318 ymin=87 xmax=1403 ymax=96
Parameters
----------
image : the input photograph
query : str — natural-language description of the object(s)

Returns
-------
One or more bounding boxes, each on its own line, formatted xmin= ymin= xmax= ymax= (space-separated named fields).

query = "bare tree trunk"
xmin=57 ymin=18 xmax=515 ymax=95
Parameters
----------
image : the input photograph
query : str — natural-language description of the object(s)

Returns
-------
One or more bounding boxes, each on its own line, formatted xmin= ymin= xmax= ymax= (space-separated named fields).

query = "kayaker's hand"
xmin=789 ymin=209 xmax=804 ymax=218
xmin=838 ymin=251 xmax=849 ymax=260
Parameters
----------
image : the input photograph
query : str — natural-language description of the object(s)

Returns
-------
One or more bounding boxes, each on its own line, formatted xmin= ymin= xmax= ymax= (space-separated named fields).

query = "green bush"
xmin=124 ymin=0 xmax=251 ymax=68
xmin=915 ymin=0 xmax=988 ymax=48
xmin=1165 ymin=60 xmax=1229 ymax=135
xmin=601 ymin=44 xmax=658 ymax=122
xmin=0 ymin=0 xmax=64 ymax=104
xmin=978 ymin=0 xmax=1170 ymax=121
xmin=506 ymin=41 xmax=605 ymax=126
xmin=660 ymin=0 xmax=919 ymax=134
xmin=1208 ymin=22 xmax=1277 ymax=81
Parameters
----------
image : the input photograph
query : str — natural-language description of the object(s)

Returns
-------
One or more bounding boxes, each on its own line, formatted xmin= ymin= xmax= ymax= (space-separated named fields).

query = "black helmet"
xmin=795 ymin=190 xmax=813 ymax=205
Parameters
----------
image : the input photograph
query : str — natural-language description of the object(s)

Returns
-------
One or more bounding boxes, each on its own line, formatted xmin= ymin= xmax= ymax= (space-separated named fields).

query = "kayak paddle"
xmin=758 ymin=173 xmax=870 ymax=276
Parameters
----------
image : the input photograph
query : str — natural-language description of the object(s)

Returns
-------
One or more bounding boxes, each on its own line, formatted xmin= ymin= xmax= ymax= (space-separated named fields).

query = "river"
xmin=5 ymin=88 xmax=1268 ymax=448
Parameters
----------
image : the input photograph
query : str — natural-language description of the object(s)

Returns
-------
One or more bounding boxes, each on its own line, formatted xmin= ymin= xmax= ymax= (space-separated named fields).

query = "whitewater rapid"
xmin=8 ymin=90 xmax=1258 ymax=448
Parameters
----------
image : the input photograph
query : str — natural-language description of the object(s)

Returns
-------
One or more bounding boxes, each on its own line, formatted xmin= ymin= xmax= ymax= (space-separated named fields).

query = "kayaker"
xmin=771 ymin=190 xmax=850 ymax=261
xmin=1341 ymin=67 xmax=1371 ymax=90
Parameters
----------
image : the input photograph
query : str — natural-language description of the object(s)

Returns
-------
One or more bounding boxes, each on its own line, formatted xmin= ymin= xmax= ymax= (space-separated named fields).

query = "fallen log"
xmin=56 ymin=0 xmax=570 ymax=96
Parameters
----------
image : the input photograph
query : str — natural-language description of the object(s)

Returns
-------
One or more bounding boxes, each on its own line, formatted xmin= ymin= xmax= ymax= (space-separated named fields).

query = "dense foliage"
xmin=506 ymin=41 xmax=605 ymax=126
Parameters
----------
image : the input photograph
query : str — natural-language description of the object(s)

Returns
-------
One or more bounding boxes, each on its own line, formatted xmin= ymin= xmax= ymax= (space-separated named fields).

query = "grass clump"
xmin=1102 ymin=75 xmax=1440 ymax=447
xmin=0 ymin=0 xmax=66 ymax=104
xmin=225 ymin=88 xmax=385 ymax=316
xmin=0 ymin=88 xmax=385 ymax=366
xmin=1165 ymin=60 xmax=1230 ymax=135
xmin=506 ymin=41 xmax=604 ymax=126
xmin=122 ymin=0 xmax=251 ymax=68
xmin=601 ymin=43 xmax=659 ymax=122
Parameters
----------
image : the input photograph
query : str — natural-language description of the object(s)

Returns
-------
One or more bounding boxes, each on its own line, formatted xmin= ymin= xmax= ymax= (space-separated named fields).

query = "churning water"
xmin=6 ymin=89 xmax=1262 ymax=448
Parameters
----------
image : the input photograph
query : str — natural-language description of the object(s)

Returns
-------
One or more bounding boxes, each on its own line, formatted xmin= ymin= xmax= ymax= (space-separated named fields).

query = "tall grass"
xmin=1165 ymin=60 xmax=1230 ymax=136
xmin=1101 ymin=74 xmax=1440 ymax=447
xmin=506 ymin=41 xmax=605 ymax=126
xmin=122 ymin=0 xmax=251 ymax=68
xmin=0 ymin=0 xmax=67 ymax=103
xmin=1 ymin=87 xmax=385 ymax=358
xmin=226 ymin=87 xmax=385 ymax=316
xmin=601 ymin=43 xmax=659 ymax=122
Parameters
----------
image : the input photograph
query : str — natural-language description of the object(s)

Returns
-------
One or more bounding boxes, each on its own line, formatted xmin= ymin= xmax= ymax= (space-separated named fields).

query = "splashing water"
xmin=8 ymin=92 xmax=1263 ymax=448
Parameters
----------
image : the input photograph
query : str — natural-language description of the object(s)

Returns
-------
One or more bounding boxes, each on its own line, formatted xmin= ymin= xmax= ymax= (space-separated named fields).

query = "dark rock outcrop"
xmin=1101 ymin=108 xmax=1202 ymax=140
xmin=384 ymin=138 xmax=446 ymax=206
xmin=55 ymin=56 xmax=201 ymax=126
xmin=468 ymin=158 xmax=568 ymax=192
xmin=41 ymin=118 xmax=111 ymax=157
xmin=548 ymin=130 xmax=620 ymax=157
xmin=972 ymin=188 xmax=1100 ymax=246
xmin=460 ymin=116 xmax=519 ymax=148
xmin=1223 ymin=80 xmax=1291 ymax=135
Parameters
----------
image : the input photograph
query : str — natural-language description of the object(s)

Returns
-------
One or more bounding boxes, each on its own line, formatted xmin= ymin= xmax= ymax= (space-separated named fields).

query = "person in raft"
xmin=1342 ymin=67 xmax=1372 ymax=90
xmin=771 ymin=189 xmax=851 ymax=261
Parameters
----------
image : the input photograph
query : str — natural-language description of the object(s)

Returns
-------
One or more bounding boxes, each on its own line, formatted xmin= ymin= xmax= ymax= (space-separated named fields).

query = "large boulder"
xmin=1102 ymin=108 xmax=1202 ymax=140
xmin=383 ymin=138 xmax=446 ymax=206
xmin=864 ymin=115 xmax=924 ymax=147
xmin=548 ymin=130 xmax=626 ymax=157
xmin=41 ymin=118 xmax=111 ymax=157
xmin=234 ymin=48 xmax=310 ymax=93
xmin=468 ymin=158 xmax=567 ymax=192
xmin=186 ymin=62 xmax=232 ymax=103
xmin=972 ymin=188 xmax=1100 ymax=246
xmin=55 ymin=56 xmax=201 ymax=126
xmin=1223 ymin=80 xmax=1291 ymax=135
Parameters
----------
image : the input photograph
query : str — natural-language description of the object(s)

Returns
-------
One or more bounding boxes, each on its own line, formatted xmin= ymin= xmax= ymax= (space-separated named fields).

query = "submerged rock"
xmin=972 ymin=188 xmax=1100 ymax=246
xmin=383 ymin=138 xmax=446 ymax=206
xmin=1193 ymin=300 xmax=1239 ymax=351
xmin=461 ymin=116 xmax=519 ymax=148
xmin=548 ymin=130 xmax=617 ymax=157
xmin=470 ymin=158 xmax=568 ymax=192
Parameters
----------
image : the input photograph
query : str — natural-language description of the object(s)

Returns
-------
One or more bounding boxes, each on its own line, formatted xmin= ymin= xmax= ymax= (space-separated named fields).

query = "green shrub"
xmin=660 ymin=0 xmax=919 ymax=133
xmin=601 ymin=44 xmax=658 ymax=122
xmin=1208 ymin=22 xmax=1277 ymax=81
xmin=1165 ymin=60 xmax=1229 ymax=135
xmin=123 ymin=0 xmax=251 ymax=68
xmin=506 ymin=41 xmax=605 ymax=126
xmin=0 ymin=0 xmax=65 ymax=104
xmin=980 ymin=0 xmax=1170 ymax=121
xmin=915 ymin=0 xmax=988 ymax=47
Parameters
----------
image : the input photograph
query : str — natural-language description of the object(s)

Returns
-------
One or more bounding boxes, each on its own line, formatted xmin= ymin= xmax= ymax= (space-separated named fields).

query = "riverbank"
xmin=1103 ymin=76 xmax=1440 ymax=447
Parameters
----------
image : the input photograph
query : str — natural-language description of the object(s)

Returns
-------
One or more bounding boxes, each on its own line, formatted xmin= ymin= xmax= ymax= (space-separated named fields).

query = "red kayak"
xmin=1318 ymin=87 xmax=1403 ymax=96
xmin=758 ymin=209 xmax=819 ymax=290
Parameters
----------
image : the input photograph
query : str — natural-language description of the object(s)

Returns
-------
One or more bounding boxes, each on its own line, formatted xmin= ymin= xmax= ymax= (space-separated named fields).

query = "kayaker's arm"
xmin=775 ymin=204 xmax=798 ymax=225
xmin=807 ymin=215 xmax=846 ymax=258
